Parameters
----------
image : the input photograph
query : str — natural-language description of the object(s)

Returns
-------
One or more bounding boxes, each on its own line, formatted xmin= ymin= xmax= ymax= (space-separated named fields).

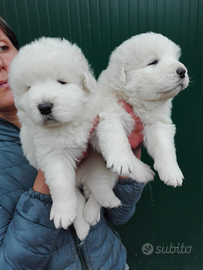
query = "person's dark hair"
xmin=0 ymin=16 xmax=19 ymax=50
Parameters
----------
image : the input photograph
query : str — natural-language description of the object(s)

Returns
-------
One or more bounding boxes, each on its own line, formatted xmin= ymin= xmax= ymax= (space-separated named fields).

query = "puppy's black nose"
xmin=176 ymin=68 xmax=186 ymax=79
xmin=38 ymin=102 xmax=53 ymax=115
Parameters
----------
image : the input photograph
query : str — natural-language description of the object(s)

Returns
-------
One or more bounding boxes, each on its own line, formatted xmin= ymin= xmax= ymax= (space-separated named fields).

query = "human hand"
xmin=118 ymin=101 xmax=144 ymax=160
xmin=33 ymin=169 xmax=50 ymax=194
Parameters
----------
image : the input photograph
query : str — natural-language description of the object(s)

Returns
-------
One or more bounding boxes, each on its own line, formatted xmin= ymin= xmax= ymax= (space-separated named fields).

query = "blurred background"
xmin=1 ymin=0 xmax=202 ymax=269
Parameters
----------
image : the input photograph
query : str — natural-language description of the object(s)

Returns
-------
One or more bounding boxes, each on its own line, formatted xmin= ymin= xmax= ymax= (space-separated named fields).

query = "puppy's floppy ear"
xmin=109 ymin=65 xmax=126 ymax=90
xmin=83 ymin=72 xmax=97 ymax=93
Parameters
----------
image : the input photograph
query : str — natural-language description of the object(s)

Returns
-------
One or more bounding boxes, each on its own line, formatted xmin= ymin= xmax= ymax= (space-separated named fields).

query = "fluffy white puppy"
xmin=81 ymin=32 xmax=189 ymax=224
xmin=9 ymin=37 xmax=100 ymax=240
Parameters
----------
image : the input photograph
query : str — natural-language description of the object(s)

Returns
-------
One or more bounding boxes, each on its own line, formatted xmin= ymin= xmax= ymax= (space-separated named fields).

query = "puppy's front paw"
xmin=154 ymin=161 xmax=184 ymax=187
xmin=50 ymin=198 xmax=77 ymax=229
xmin=106 ymin=151 xmax=134 ymax=177
xmin=74 ymin=216 xmax=90 ymax=241
xmin=129 ymin=158 xmax=155 ymax=183
xmin=92 ymin=187 xmax=121 ymax=209
xmin=99 ymin=194 xmax=121 ymax=209
xmin=84 ymin=200 xmax=101 ymax=226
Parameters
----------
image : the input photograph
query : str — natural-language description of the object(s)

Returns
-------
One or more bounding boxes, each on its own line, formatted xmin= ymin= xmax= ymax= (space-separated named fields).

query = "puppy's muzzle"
xmin=38 ymin=102 xmax=53 ymax=115
xmin=176 ymin=68 xmax=186 ymax=79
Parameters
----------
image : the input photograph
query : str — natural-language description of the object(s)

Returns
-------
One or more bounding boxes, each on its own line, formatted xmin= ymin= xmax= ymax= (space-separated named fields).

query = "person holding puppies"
xmin=0 ymin=16 xmax=144 ymax=270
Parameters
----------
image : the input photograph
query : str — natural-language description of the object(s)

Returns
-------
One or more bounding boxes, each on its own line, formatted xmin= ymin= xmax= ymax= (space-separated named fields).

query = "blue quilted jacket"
xmin=0 ymin=118 xmax=144 ymax=270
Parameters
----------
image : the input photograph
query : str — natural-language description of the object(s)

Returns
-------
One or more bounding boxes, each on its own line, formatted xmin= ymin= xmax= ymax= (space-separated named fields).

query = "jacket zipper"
xmin=70 ymin=225 xmax=89 ymax=270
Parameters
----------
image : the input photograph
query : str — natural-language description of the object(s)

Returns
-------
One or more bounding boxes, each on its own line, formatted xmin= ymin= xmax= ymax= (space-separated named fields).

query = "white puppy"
xmin=9 ymin=37 xmax=100 ymax=240
xmin=81 ymin=32 xmax=189 ymax=224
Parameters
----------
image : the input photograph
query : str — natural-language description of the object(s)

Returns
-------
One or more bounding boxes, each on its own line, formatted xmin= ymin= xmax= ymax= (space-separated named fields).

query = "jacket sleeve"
xmin=104 ymin=178 xmax=145 ymax=225
xmin=0 ymin=188 xmax=60 ymax=270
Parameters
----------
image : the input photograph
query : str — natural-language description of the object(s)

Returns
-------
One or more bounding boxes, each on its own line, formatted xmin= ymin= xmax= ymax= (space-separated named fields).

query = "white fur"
xmin=82 ymin=32 xmax=189 ymax=224
xmin=9 ymin=37 xmax=100 ymax=240
xmin=9 ymin=33 xmax=190 ymax=232
xmin=76 ymin=150 xmax=120 ymax=225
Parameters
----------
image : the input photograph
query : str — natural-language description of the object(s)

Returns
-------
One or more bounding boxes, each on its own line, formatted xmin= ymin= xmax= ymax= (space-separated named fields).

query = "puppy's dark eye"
xmin=58 ymin=80 xmax=67 ymax=85
xmin=148 ymin=60 xmax=158 ymax=66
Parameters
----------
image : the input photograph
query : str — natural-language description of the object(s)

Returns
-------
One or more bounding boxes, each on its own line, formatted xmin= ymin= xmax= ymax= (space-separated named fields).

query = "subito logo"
xmin=142 ymin=243 xmax=154 ymax=255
